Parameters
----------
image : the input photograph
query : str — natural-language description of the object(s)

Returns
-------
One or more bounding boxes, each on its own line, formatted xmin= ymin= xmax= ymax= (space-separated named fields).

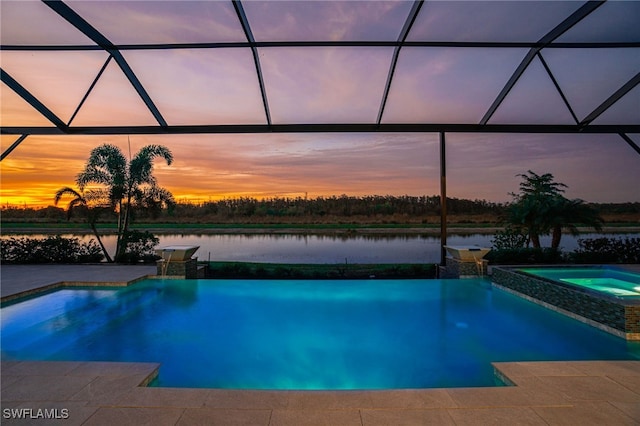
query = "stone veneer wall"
xmin=156 ymin=258 xmax=197 ymax=279
xmin=627 ymin=309 xmax=640 ymax=337
xmin=492 ymin=267 xmax=640 ymax=339
xmin=444 ymin=257 xmax=488 ymax=278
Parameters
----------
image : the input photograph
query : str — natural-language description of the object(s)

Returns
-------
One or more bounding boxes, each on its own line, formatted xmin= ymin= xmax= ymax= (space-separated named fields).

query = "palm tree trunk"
xmin=116 ymin=195 xmax=133 ymax=262
xmin=90 ymin=223 xmax=113 ymax=263
xmin=115 ymin=199 xmax=124 ymax=261
xmin=551 ymin=226 xmax=562 ymax=250
xmin=530 ymin=233 xmax=541 ymax=248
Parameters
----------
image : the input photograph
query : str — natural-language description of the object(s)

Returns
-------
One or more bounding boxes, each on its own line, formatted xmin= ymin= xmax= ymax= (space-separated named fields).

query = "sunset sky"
xmin=1 ymin=1 xmax=639 ymax=208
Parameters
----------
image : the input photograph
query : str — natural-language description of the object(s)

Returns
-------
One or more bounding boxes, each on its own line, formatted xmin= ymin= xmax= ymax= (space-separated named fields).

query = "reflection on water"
xmin=5 ymin=232 xmax=637 ymax=264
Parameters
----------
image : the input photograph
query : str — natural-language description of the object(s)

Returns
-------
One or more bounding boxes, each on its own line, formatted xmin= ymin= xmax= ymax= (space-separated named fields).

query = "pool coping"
xmin=0 ymin=276 xmax=155 ymax=304
xmin=0 ymin=264 xmax=158 ymax=303
xmin=1 ymin=264 xmax=639 ymax=424
xmin=2 ymin=360 xmax=639 ymax=425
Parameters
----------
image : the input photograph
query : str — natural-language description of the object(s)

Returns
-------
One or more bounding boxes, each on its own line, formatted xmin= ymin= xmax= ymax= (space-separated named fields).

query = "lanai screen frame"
xmin=2 ymin=0 xmax=639 ymax=265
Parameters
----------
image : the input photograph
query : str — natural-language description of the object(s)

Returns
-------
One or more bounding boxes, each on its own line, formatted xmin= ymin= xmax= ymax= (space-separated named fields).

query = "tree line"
xmin=166 ymin=195 xmax=507 ymax=220
xmin=3 ymin=195 xmax=638 ymax=222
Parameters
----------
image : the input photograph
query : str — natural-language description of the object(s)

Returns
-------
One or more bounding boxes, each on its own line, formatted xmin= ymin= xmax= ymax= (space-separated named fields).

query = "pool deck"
xmin=0 ymin=264 xmax=157 ymax=301
xmin=2 ymin=265 xmax=639 ymax=425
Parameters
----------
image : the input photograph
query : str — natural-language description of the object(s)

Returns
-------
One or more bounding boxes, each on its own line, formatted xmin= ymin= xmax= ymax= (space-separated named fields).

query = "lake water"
xmin=8 ymin=232 xmax=638 ymax=264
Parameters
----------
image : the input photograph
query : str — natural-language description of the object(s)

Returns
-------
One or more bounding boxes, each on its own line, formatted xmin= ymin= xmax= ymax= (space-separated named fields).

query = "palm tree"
xmin=547 ymin=197 xmax=604 ymax=249
xmin=75 ymin=143 xmax=174 ymax=261
xmin=54 ymin=186 xmax=113 ymax=262
xmin=515 ymin=170 xmax=567 ymax=198
xmin=507 ymin=171 xmax=604 ymax=249
xmin=507 ymin=171 xmax=567 ymax=248
xmin=506 ymin=194 xmax=544 ymax=248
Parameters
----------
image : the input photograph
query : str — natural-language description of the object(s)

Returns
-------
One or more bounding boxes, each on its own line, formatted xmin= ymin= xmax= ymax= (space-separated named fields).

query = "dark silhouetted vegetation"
xmin=3 ymin=195 xmax=638 ymax=226
xmin=54 ymin=143 xmax=174 ymax=262
xmin=54 ymin=186 xmax=114 ymax=262
xmin=487 ymin=237 xmax=640 ymax=265
xmin=568 ymin=237 xmax=640 ymax=264
xmin=0 ymin=233 xmax=162 ymax=265
xmin=485 ymin=248 xmax=564 ymax=265
xmin=116 ymin=230 xmax=160 ymax=264
xmin=205 ymin=261 xmax=436 ymax=279
xmin=491 ymin=227 xmax=529 ymax=250
xmin=1 ymin=236 xmax=103 ymax=264
xmin=504 ymin=171 xmax=603 ymax=249
xmin=161 ymin=195 xmax=505 ymax=224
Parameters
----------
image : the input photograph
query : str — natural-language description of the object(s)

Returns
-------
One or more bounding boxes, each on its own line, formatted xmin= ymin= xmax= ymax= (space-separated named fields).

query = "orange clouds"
xmin=2 ymin=131 xmax=640 ymax=210
xmin=0 ymin=133 xmax=439 ymax=208
xmin=3 ymin=130 xmax=640 ymax=210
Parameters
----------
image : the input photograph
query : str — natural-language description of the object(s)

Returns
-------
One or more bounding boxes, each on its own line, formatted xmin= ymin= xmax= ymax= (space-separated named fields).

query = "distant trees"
xmin=55 ymin=143 xmax=174 ymax=262
xmin=505 ymin=171 xmax=603 ymax=249
xmin=2 ymin=194 xmax=516 ymax=225
xmin=4 ymin=187 xmax=636 ymax=229
xmin=167 ymin=195 xmax=505 ymax=222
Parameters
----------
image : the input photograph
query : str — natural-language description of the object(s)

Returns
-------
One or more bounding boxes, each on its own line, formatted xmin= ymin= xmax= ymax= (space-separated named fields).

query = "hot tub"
xmin=491 ymin=266 xmax=640 ymax=340
xmin=518 ymin=267 xmax=640 ymax=298
xmin=155 ymin=245 xmax=200 ymax=261
xmin=444 ymin=245 xmax=491 ymax=261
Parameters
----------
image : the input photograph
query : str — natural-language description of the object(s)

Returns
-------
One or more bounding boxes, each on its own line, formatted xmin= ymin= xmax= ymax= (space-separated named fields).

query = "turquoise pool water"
xmin=518 ymin=267 xmax=640 ymax=298
xmin=2 ymin=278 xmax=638 ymax=390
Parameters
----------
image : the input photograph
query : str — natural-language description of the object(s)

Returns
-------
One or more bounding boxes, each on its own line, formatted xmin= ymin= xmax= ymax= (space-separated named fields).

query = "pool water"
xmin=518 ymin=267 xmax=640 ymax=298
xmin=1 ymin=279 xmax=638 ymax=390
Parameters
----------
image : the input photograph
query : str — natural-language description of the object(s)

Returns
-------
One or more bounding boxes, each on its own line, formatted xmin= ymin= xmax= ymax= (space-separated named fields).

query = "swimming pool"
xmin=1 ymin=278 xmax=638 ymax=389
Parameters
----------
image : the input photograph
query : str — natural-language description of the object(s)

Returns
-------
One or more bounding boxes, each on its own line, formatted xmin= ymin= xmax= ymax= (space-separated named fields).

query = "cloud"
xmin=1 ymin=132 xmax=638 ymax=208
xmin=152 ymin=133 xmax=440 ymax=200
xmin=244 ymin=1 xmax=412 ymax=42
xmin=67 ymin=0 xmax=245 ymax=44
xmin=407 ymin=1 xmax=582 ymax=42
xmin=446 ymin=133 xmax=640 ymax=202
xmin=123 ymin=48 xmax=267 ymax=125
xmin=260 ymin=47 xmax=393 ymax=124
xmin=383 ymin=47 xmax=527 ymax=123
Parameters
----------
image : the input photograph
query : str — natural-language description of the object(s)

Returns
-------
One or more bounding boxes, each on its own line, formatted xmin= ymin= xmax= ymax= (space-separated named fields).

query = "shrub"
xmin=569 ymin=237 xmax=640 ymax=264
xmin=491 ymin=227 xmax=528 ymax=250
xmin=0 ymin=236 xmax=103 ymax=264
xmin=486 ymin=237 xmax=640 ymax=265
xmin=116 ymin=230 xmax=160 ymax=263
xmin=485 ymin=247 xmax=563 ymax=265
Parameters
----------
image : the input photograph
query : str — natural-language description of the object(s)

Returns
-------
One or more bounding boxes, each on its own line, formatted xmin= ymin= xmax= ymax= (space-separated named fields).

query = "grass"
xmin=1 ymin=222 xmax=436 ymax=230
xmin=204 ymin=261 xmax=437 ymax=279
xmin=3 ymin=221 xmax=639 ymax=239
xmin=0 ymin=221 xmax=486 ymax=235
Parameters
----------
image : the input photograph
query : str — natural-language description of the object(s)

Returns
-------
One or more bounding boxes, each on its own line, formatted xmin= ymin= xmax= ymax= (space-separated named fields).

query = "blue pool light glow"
xmin=1 ymin=279 xmax=638 ymax=390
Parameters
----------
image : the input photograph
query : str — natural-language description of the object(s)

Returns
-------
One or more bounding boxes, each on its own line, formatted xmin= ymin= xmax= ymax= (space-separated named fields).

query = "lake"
xmin=8 ymin=232 xmax=638 ymax=264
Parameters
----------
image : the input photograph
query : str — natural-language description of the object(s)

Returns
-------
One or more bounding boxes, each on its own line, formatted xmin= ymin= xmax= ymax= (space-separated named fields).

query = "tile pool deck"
xmin=1 ymin=265 xmax=639 ymax=425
